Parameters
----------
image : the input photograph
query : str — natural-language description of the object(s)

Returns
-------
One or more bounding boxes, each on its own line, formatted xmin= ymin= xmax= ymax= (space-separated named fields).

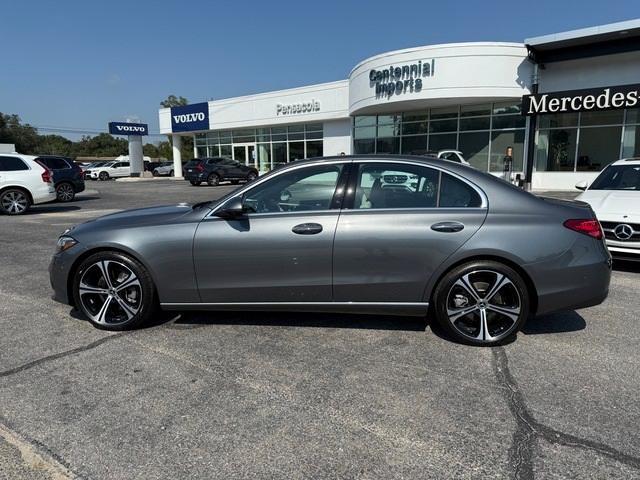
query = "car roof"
xmin=613 ymin=157 xmax=640 ymax=165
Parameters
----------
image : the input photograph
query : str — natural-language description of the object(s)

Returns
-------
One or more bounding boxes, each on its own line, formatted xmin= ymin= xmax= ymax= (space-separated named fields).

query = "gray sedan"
xmin=49 ymin=155 xmax=611 ymax=345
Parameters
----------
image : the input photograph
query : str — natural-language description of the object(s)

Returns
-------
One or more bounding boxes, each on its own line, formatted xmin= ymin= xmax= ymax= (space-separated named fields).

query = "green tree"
xmin=143 ymin=143 xmax=160 ymax=158
xmin=0 ymin=113 xmax=40 ymax=153
xmin=36 ymin=134 xmax=73 ymax=156
xmin=160 ymin=95 xmax=188 ymax=108
xmin=71 ymin=133 xmax=128 ymax=158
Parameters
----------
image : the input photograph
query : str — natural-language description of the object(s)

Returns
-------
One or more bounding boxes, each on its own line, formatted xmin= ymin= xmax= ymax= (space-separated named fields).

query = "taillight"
xmin=196 ymin=163 xmax=204 ymax=172
xmin=563 ymin=219 xmax=603 ymax=240
xmin=41 ymin=168 xmax=53 ymax=184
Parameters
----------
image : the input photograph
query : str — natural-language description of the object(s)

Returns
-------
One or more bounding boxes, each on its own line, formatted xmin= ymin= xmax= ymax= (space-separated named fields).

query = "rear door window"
xmin=0 ymin=156 xmax=29 ymax=171
xmin=439 ymin=173 xmax=482 ymax=207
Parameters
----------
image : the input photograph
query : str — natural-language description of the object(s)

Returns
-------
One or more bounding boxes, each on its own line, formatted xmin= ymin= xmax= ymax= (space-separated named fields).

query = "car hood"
xmin=72 ymin=204 xmax=210 ymax=233
xmin=576 ymin=190 xmax=640 ymax=222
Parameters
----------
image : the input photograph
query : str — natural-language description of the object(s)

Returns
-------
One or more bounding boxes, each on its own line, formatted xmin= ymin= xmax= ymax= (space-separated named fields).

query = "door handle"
xmin=292 ymin=223 xmax=323 ymax=235
xmin=431 ymin=221 xmax=465 ymax=233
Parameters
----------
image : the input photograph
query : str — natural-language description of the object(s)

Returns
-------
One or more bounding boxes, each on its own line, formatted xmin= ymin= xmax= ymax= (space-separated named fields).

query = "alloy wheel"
xmin=1 ymin=190 xmax=29 ymax=214
xmin=445 ymin=269 xmax=522 ymax=342
xmin=56 ymin=183 xmax=75 ymax=202
xmin=78 ymin=260 xmax=143 ymax=326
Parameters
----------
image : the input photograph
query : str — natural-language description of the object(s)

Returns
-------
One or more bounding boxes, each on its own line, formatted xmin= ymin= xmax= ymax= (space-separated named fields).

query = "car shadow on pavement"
xmin=169 ymin=310 xmax=429 ymax=332
xmin=612 ymin=259 xmax=640 ymax=273
xmin=521 ymin=310 xmax=586 ymax=335
xmin=28 ymin=204 xmax=82 ymax=214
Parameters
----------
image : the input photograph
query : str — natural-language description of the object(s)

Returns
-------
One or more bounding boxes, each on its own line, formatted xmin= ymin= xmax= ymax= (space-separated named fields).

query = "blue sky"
xmin=2 ymin=0 xmax=639 ymax=142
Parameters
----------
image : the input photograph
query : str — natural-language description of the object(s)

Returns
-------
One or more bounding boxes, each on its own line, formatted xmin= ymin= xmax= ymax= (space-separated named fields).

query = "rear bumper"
xmin=532 ymin=240 xmax=612 ymax=316
xmin=32 ymin=184 xmax=57 ymax=204
xmin=184 ymin=172 xmax=207 ymax=182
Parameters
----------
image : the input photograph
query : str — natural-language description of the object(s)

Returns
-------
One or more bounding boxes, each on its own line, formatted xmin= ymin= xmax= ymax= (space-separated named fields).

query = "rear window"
xmin=185 ymin=160 xmax=204 ymax=168
xmin=0 ymin=156 xmax=29 ymax=171
xmin=37 ymin=157 xmax=70 ymax=170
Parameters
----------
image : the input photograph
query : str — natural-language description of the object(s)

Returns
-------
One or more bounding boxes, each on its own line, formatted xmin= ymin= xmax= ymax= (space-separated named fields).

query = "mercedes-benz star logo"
xmin=614 ymin=224 xmax=633 ymax=241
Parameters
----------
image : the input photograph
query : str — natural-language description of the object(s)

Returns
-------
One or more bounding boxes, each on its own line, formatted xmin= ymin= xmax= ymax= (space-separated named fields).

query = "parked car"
xmin=0 ymin=153 xmax=56 ymax=215
xmin=35 ymin=155 xmax=85 ymax=202
xmin=437 ymin=150 xmax=471 ymax=166
xmin=89 ymin=161 xmax=130 ymax=181
xmin=152 ymin=163 xmax=175 ymax=177
xmin=575 ymin=158 xmax=640 ymax=260
xmin=83 ymin=161 xmax=108 ymax=180
xmin=184 ymin=157 xmax=258 ymax=186
xmin=50 ymin=155 xmax=611 ymax=345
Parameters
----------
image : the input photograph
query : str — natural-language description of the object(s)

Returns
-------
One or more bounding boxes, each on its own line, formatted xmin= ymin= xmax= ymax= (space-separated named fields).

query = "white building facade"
xmin=159 ymin=19 xmax=640 ymax=190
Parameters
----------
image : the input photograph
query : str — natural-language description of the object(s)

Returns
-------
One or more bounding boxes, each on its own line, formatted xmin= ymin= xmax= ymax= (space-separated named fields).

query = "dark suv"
xmin=184 ymin=157 xmax=258 ymax=186
xmin=35 ymin=155 xmax=85 ymax=202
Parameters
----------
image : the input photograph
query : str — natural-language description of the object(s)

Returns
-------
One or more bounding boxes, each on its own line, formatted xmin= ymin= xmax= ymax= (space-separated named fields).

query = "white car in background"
xmin=152 ymin=163 xmax=175 ymax=176
xmin=89 ymin=161 xmax=130 ymax=181
xmin=437 ymin=150 xmax=471 ymax=166
xmin=576 ymin=158 xmax=640 ymax=260
xmin=0 ymin=153 xmax=56 ymax=215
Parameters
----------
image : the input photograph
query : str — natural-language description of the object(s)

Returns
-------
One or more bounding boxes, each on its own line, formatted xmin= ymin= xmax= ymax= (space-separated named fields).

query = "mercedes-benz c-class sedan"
xmin=50 ymin=155 xmax=611 ymax=345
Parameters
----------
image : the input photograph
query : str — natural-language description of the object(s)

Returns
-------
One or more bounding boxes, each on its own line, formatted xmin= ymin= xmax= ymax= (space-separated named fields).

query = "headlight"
xmin=56 ymin=236 xmax=78 ymax=253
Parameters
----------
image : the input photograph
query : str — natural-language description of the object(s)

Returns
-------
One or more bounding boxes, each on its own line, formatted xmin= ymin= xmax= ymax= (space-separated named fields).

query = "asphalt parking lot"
xmin=1 ymin=179 xmax=639 ymax=480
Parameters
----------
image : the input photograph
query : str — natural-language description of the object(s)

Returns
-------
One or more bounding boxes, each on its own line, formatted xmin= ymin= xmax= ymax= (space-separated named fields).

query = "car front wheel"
xmin=56 ymin=182 xmax=75 ymax=202
xmin=207 ymin=173 xmax=220 ymax=186
xmin=246 ymin=172 xmax=257 ymax=182
xmin=432 ymin=261 xmax=529 ymax=346
xmin=0 ymin=188 xmax=31 ymax=215
xmin=99 ymin=172 xmax=109 ymax=181
xmin=73 ymin=251 xmax=157 ymax=330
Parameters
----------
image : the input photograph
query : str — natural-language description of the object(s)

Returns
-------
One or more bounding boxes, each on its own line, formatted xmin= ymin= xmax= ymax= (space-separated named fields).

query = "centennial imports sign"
xmin=108 ymin=122 xmax=148 ymax=136
xmin=369 ymin=59 xmax=435 ymax=98
xmin=522 ymin=84 xmax=640 ymax=116
xmin=170 ymin=102 xmax=210 ymax=132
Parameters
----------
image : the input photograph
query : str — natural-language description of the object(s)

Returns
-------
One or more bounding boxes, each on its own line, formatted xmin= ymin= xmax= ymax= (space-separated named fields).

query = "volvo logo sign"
xmin=170 ymin=102 xmax=210 ymax=132
xmin=108 ymin=122 xmax=148 ymax=136
xmin=614 ymin=224 xmax=634 ymax=240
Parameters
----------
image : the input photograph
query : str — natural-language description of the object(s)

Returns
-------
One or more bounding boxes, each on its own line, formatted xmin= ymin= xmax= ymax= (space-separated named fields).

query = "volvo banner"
xmin=170 ymin=102 xmax=210 ymax=132
xmin=108 ymin=122 xmax=149 ymax=136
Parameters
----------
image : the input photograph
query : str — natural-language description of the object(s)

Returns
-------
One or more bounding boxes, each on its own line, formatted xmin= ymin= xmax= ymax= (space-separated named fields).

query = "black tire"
xmin=72 ymin=251 xmax=157 ymax=331
xmin=0 ymin=188 xmax=31 ymax=215
xmin=190 ymin=180 xmax=201 ymax=186
xmin=246 ymin=171 xmax=258 ymax=182
xmin=152 ymin=169 xmax=159 ymax=177
xmin=231 ymin=179 xmax=240 ymax=185
xmin=56 ymin=182 xmax=75 ymax=202
xmin=432 ymin=260 xmax=529 ymax=346
xmin=169 ymin=170 xmax=174 ymax=177
xmin=99 ymin=171 xmax=109 ymax=181
xmin=207 ymin=173 xmax=220 ymax=186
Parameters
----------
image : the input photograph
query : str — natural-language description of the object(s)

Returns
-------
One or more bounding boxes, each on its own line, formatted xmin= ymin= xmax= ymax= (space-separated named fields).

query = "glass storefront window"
xmin=354 ymin=116 xmax=376 ymax=127
xmin=271 ymin=127 xmax=287 ymax=141
xmin=196 ymin=147 xmax=207 ymax=158
xmin=459 ymin=131 xmax=490 ymax=170
xmin=536 ymin=129 xmax=577 ymax=171
xmin=377 ymin=115 xmax=400 ymax=125
xmin=306 ymin=140 xmax=323 ymax=158
xmin=459 ymin=117 xmax=490 ymax=131
xmin=272 ymin=142 xmax=287 ymax=167
xmin=377 ymin=123 xmax=399 ymax=137
xmin=376 ymin=137 xmax=399 ymax=154
xmin=403 ymin=111 xmax=428 ymax=122
xmin=401 ymin=135 xmax=428 ymax=155
xmin=461 ymin=104 xmax=491 ymax=117
xmin=429 ymin=133 xmax=457 ymax=152
xmin=492 ymin=115 xmax=526 ymax=130
xmin=626 ymin=108 xmax=640 ymax=125
xmin=219 ymin=131 xmax=232 ymax=143
xmin=220 ymin=145 xmax=232 ymax=158
xmin=354 ymin=139 xmax=375 ymax=154
xmin=401 ymin=121 xmax=428 ymax=135
xmin=256 ymin=143 xmax=271 ymax=170
xmin=208 ymin=145 xmax=220 ymax=157
xmin=493 ymin=102 xmax=521 ymax=115
xmin=354 ymin=126 xmax=376 ymax=139
xmin=430 ymin=119 xmax=458 ymax=133
xmin=257 ymin=128 xmax=270 ymax=142
xmin=577 ymin=126 xmax=622 ymax=171
xmin=622 ymin=125 xmax=640 ymax=158
xmin=538 ymin=113 xmax=578 ymax=129
xmin=490 ymin=130 xmax=525 ymax=172
xmin=430 ymin=106 xmax=458 ymax=119
xmin=580 ymin=110 xmax=624 ymax=126
xmin=289 ymin=142 xmax=304 ymax=162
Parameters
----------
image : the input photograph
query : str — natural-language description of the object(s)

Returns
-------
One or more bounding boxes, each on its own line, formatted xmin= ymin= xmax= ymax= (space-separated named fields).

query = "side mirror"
xmin=215 ymin=197 xmax=245 ymax=219
xmin=575 ymin=180 xmax=589 ymax=191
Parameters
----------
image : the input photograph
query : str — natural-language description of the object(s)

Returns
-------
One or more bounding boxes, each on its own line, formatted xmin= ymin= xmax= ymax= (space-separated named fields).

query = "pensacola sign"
xmin=108 ymin=122 xmax=148 ymax=136
xmin=170 ymin=102 xmax=210 ymax=132
xmin=522 ymin=83 xmax=640 ymax=116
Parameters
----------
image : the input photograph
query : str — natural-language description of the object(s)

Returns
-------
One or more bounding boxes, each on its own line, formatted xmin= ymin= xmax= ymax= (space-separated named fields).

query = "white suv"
xmin=89 ymin=161 xmax=130 ymax=180
xmin=576 ymin=158 xmax=640 ymax=260
xmin=0 ymin=154 xmax=56 ymax=215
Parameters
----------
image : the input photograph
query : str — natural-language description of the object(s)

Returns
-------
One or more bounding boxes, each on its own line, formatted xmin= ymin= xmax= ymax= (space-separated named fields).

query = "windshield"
xmin=590 ymin=164 xmax=640 ymax=191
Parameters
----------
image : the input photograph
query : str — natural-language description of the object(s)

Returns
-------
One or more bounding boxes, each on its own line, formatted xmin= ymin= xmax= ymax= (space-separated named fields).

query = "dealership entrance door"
xmin=233 ymin=144 xmax=256 ymax=168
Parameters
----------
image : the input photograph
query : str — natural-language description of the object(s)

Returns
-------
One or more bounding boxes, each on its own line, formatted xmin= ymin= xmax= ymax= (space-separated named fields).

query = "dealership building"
xmin=158 ymin=19 xmax=640 ymax=190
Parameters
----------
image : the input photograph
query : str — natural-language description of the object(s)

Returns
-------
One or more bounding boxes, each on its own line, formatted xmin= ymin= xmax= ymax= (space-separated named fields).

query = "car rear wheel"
xmin=432 ymin=261 xmax=529 ymax=346
xmin=73 ymin=251 xmax=157 ymax=330
xmin=99 ymin=171 xmax=109 ymax=181
xmin=207 ymin=173 xmax=220 ymax=186
xmin=152 ymin=169 xmax=159 ymax=177
xmin=169 ymin=170 xmax=174 ymax=177
xmin=0 ymin=188 xmax=31 ymax=215
xmin=56 ymin=182 xmax=75 ymax=202
xmin=246 ymin=172 xmax=257 ymax=182
xmin=190 ymin=180 xmax=201 ymax=186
